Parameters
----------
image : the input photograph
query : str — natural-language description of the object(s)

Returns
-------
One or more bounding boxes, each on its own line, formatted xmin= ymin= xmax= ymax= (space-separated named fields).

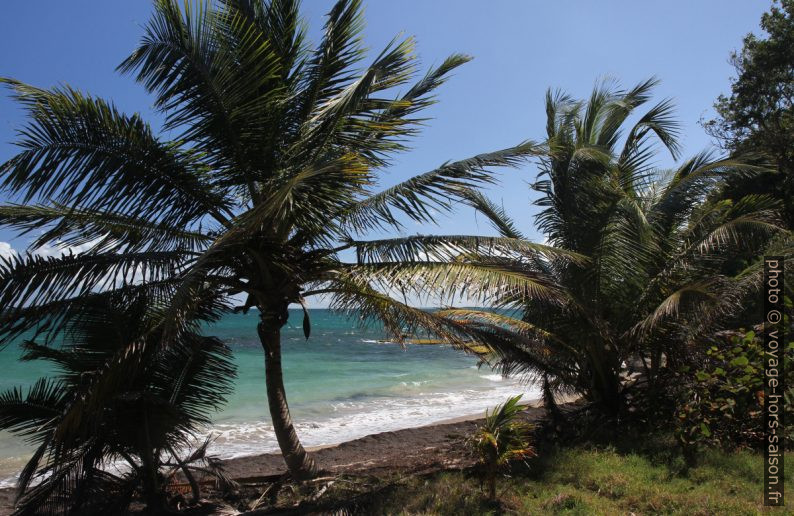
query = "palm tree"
xmin=471 ymin=395 xmax=534 ymax=501
xmin=440 ymin=79 xmax=791 ymax=417
xmin=0 ymin=290 xmax=236 ymax=515
xmin=0 ymin=0 xmax=562 ymax=480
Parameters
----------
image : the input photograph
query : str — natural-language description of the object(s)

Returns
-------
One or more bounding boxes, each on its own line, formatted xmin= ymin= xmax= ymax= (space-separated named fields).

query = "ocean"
xmin=0 ymin=309 xmax=539 ymax=486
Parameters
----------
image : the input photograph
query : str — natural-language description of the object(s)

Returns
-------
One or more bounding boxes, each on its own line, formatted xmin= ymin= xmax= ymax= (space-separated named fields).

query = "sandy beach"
xmin=224 ymin=399 xmax=547 ymax=482
xmin=0 ymin=400 xmax=553 ymax=515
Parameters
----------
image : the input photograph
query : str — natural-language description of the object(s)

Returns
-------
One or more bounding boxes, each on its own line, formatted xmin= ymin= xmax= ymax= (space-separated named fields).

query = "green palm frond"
xmin=598 ymin=77 xmax=659 ymax=149
xmin=0 ymin=79 xmax=232 ymax=226
xmin=220 ymin=0 xmax=305 ymax=72
xmin=352 ymin=235 xmax=585 ymax=265
xmin=294 ymin=0 xmax=365 ymax=123
xmin=346 ymin=260 xmax=565 ymax=306
xmin=0 ymin=250 xmax=190 ymax=309
xmin=376 ymin=53 xmax=472 ymax=127
xmin=118 ymin=0 xmax=283 ymax=177
xmin=0 ymin=292 xmax=236 ymax=515
xmin=0 ymin=278 xmax=186 ymax=345
xmin=0 ymin=379 xmax=64 ymax=442
xmin=0 ymin=203 xmax=213 ymax=253
xmin=437 ymin=309 xmax=558 ymax=342
xmin=459 ymin=188 xmax=525 ymax=239
xmin=651 ymin=152 xmax=768 ymax=230
xmin=294 ymin=35 xmax=417 ymax=165
xmin=317 ymin=275 xmax=478 ymax=351
xmin=619 ymin=97 xmax=681 ymax=163
xmin=634 ymin=279 xmax=722 ymax=335
xmin=340 ymin=142 xmax=540 ymax=233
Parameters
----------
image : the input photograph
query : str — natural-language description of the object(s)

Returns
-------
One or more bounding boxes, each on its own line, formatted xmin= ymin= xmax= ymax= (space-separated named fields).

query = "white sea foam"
xmin=197 ymin=379 xmax=539 ymax=461
xmin=0 ymin=309 xmax=539 ymax=488
xmin=0 ymin=381 xmax=539 ymax=488
xmin=480 ymin=374 xmax=505 ymax=382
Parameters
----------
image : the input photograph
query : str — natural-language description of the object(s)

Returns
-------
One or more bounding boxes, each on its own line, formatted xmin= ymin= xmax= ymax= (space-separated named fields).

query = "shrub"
xmin=676 ymin=325 xmax=794 ymax=466
xmin=471 ymin=395 xmax=535 ymax=501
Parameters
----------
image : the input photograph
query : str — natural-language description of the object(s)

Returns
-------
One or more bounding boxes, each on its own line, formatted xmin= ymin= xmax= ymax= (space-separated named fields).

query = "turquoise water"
xmin=0 ymin=309 xmax=538 ymax=485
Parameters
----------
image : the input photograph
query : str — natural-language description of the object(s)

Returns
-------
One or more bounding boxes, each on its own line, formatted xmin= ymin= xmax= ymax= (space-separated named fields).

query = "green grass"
xmin=359 ymin=435 xmax=794 ymax=515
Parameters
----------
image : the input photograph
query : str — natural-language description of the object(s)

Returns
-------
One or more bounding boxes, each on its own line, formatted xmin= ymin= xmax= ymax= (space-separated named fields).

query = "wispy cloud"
xmin=30 ymin=239 xmax=101 ymax=258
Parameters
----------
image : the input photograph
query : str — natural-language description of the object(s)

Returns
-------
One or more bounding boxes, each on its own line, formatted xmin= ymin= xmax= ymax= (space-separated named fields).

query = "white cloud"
xmin=31 ymin=238 xmax=104 ymax=259
xmin=0 ymin=242 xmax=16 ymax=260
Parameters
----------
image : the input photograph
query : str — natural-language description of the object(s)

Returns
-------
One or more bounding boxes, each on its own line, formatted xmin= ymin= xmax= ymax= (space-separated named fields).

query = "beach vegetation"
xmin=0 ymin=291 xmax=236 ymax=514
xmin=440 ymin=79 xmax=791 ymax=419
xmin=703 ymin=0 xmax=794 ymax=229
xmin=267 ymin=432 xmax=791 ymax=515
xmin=0 ymin=0 xmax=561 ymax=481
xmin=470 ymin=395 xmax=534 ymax=501
xmin=675 ymin=324 xmax=794 ymax=468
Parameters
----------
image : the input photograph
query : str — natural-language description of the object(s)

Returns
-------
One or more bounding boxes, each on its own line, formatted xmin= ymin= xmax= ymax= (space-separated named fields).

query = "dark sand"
xmin=0 ymin=400 xmax=555 ymax=514
xmin=224 ymin=399 xmax=550 ymax=482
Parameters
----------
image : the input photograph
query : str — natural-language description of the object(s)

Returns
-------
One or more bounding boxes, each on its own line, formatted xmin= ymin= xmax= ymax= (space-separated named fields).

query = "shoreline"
xmin=0 ymin=397 xmax=558 ymax=514
xmin=298 ymin=395 xmax=550 ymax=454
xmin=220 ymin=396 xmax=552 ymax=482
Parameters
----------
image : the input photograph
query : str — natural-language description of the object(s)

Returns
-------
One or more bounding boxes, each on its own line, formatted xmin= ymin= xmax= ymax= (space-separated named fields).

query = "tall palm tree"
xmin=0 ymin=290 xmax=236 ymax=515
xmin=440 ymin=79 xmax=792 ymax=416
xmin=0 ymin=0 xmax=563 ymax=480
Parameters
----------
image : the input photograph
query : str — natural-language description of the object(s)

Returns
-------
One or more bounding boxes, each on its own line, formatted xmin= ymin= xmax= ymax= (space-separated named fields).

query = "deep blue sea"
xmin=0 ymin=309 xmax=538 ymax=486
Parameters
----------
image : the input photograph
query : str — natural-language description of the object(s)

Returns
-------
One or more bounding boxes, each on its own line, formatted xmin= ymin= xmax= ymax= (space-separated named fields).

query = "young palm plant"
xmin=440 ymin=79 xmax=792 ymax=417
xmin=0 ymin=0 xmax=566 ymax=480
xmin=0 ymin=290 xmax=236 ymax=515
xmin=471 ymin=395 xmax=534 ymax=502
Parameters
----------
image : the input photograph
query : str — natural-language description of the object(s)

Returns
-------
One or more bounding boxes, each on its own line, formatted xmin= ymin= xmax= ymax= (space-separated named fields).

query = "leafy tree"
xmin=0 ymin=291 xmax=236 ymax=515
xmin=675 ymin=327 xmax=794 ymax=466
xmin=703 ymin=0 xmax=794 ymax=228
xmin=0 ymin=0 xmax=556 ymax=480
xmin=471 ymin=395 xmax=534 ymax=501
xmin=440 ymin=79 xmax=791 ymax=417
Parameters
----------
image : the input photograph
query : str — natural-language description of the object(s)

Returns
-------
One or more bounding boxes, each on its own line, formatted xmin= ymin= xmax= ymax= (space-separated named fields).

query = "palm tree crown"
xmin=0 ymin=291 xmax=235 ymax=515
xmin=0 ymin=0 xmax=558 ymax=479
xmin=441 ymin=79 xmax=790 ymax=415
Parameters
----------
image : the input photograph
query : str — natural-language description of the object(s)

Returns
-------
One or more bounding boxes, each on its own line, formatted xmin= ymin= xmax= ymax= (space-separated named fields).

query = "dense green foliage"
xmin=441 ymin=80 xmax=791 ymax=416
xmin=676 ymin=323 xmax=794 ymax=461
xmin=0 ymin=292 xmax=236 ymax=515
xmin=704 ymin=0 xmax=794 ymax=228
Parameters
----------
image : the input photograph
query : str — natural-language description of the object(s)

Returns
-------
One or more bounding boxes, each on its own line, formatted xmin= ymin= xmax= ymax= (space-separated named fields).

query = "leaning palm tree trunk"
xmin=258 ymin=318 xmax=319 ymax=479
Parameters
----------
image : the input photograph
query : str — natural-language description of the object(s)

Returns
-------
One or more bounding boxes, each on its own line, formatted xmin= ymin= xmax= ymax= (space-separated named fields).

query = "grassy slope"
xmin=361 ymin=436 xmax=794 ymax=515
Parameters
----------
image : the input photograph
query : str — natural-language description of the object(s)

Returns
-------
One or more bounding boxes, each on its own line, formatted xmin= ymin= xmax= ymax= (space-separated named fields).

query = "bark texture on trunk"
xmin=258 ymin=319 xmax=319 ymax=480
xmin=486 ymin=463 xmax=497 ymax=501
xmin=139 ymin=415 xmax=168 ymax=514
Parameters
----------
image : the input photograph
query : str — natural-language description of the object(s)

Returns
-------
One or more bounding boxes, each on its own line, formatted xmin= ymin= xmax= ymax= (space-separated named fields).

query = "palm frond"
xmin=0 ymin=79 xmax=232 ymax=226
xmin=459 ymin=189 xmax=525 ymax=239
xmin=352 ymin=234 xmax=585 ymax=265
xmin=345 ymin=260 xmax=566 ymax=307
xmin=340 ymin=142 xmax=540 ymax=233
xmin=295 ymin=0 xmax=366 ymax=123
xmin=0 ymin=249 xmax=190 ymax=309
xmin=0 ymin=203 xmax=213 ymax=253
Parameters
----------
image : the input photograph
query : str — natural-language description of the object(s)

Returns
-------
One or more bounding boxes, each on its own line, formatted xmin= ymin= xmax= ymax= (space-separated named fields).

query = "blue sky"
xmin=0 ymin=1 xmax=770 ymax=259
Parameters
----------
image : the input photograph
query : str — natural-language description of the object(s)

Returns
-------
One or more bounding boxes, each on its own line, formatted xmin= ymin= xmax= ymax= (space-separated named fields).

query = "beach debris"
xmin=248 ymin=483 xmax=276 ymax=511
